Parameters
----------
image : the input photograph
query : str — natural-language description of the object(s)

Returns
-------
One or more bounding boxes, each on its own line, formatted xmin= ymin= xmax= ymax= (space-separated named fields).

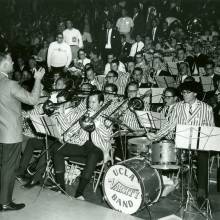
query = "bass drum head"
xmin=102 ymin=164 xmax=143 ymax=214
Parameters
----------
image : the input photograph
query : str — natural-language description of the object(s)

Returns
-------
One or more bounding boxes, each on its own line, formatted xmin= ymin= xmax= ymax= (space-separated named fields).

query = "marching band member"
xmin=52 ymin=91 xmax=112 ymax=200
xmin=147 ymin=81 xmax=214 ymax=206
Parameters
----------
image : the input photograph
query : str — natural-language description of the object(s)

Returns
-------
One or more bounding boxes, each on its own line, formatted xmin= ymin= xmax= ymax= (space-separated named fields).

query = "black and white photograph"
xmin=1 ymin=0 xmax=220 ymax=219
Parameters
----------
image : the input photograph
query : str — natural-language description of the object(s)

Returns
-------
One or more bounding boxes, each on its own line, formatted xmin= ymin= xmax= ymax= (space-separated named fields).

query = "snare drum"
xmin=102 ymin=157 xmax=162 ymax=214
xmin=127 ymin=137 xmax=151 ymax=157
xmin=151 ymin=140 xmax=179 ymax=170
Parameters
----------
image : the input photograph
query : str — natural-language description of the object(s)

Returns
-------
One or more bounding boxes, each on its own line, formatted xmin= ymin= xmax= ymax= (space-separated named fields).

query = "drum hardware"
xmin=102 ymin=157 xmax=162 ymax=215
xmin=150 ymin=140 xmax=180 ymax=170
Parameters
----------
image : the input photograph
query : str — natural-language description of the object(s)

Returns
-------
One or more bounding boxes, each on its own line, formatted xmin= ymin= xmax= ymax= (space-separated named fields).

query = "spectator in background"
xmin=47 ymin=32 xmax=72 ymax=74
xmin=63 ymin=20 xmax=83 ymax=60
xmin=129 ymin=34 xmax=144 ymax=57
xmin=89 ymin=49 xmax=104 ymax=75
xmin=116 ymin=8 xmax=134 ymax=36
xmin=100 ymin=19 xmax=121 ymax=62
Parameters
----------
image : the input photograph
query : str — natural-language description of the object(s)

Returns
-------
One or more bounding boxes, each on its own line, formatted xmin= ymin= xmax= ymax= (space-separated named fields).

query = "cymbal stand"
xmin=182 ymin=128 xmax=207 ymax=219
xmin=199 ymin=152 xmax=213 ymax=219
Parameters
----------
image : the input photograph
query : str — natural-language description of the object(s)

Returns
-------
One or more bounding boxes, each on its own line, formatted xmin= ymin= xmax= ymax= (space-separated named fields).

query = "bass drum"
xmin=102 ymin=157 xmax=162 ymax=214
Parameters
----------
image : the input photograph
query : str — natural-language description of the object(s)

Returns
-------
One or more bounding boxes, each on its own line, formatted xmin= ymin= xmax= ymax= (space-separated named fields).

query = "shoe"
xmin=75 ymin=195 xmax=85 ymax=201
xmin=23 ymin=180 xmax=39 ymax=189
xmin=49 ymin=185 xmax=65 ymax=194
xmin=0 ymin=202 xmax=25 ymax=211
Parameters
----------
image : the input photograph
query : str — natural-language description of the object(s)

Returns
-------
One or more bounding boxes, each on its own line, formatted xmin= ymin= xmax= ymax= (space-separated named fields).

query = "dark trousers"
xmin=51 ymin=66 xmax=65 ymax=74
xmin=197 ymin=151 xmax=209 ymax=196
xmin=0 ymin=143 xmax=21 ymax=204
xmin=53 ymin=141 xmax=103 ymax=195
xmin=17 ymin=138 xmax=44 ymax=177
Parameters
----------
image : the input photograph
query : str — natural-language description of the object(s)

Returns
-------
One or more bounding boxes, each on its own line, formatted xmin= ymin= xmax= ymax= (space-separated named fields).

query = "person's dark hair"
xmin=177 ymin=47 xmax=186 ymax=54
xmin=164 ymin=87 xmax=179 ymax=98
xmin=56 ymin=32 xmax=63 ymax=37
xmin=178 ymin=81 xmax=203 ymax=99
xmin=133 ymin=67 xmax=143 ymax=74
xmin=55 ymin=77 xmax=73 ymax=90
xmin=104 ymin=83 xmax=118 ymax=94
xmin=87 ymin=90 xmax=104 ymax=107
xmin=124 ymin=81 xmax=139 ymax=98
xmin=57 ymin=89 xmax=72 ymax=102
xmin=107 ymin=70 xmax=118 ymax=79
xmin=85 ymin=66 xmax=94 ymax=73
xmin=111 ymin=59 xmax=119 ymax=66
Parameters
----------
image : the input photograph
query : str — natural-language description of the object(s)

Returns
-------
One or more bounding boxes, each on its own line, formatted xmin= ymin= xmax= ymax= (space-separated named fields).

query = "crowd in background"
xmin=0 ymin=0 xmax=220 ymax=105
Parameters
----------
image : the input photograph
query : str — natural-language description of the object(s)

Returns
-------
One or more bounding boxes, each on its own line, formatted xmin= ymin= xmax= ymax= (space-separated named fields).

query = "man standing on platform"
xmin=0 ymin=52 xmax=45 ymax=211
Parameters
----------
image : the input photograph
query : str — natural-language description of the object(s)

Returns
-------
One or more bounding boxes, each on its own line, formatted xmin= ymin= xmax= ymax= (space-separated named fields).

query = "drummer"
xmin=147 ymin=81 xmax=214 ymax=206
xmin=113 ymin=82 xmax=150 ymax=160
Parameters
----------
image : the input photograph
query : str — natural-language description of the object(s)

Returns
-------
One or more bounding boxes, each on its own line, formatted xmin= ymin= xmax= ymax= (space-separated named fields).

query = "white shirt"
xmin=105 ymin=28 xmax=112 ymax=49
xmin=77 ymin=58 xmax=91 ymax=66
xmin=47 ymin=41 xmax=72 ymax=68
xmin=104 ymin=62 xmax=126 ymax=75
xmin=152 ymin=27 xmax=157 ymax=41
xmin=63 ymin=28 xmax=83 ymax=48
xmin=116 ymin=17 xmax=134 ymax=34
xmin=129 ymin=41 xmax=144 ymax=57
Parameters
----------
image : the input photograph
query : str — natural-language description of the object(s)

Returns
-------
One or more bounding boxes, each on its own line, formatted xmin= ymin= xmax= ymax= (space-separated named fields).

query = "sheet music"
xmin=167 ymin=62 xmax=178 ymax=75
xmin=175 ymin=124 xmax=220 ymax=152
xmin=135 ymin=110 xmax=166 ymax=129
xmin=138 ymin=88 xmax=164 ymax=103
xmin=30 ymin=115 xmax=61 ymax=140
xmin=155 ymin=76 xmax=177 ymax=88
xmin=200 ymin=76 xmax=214 ymax=92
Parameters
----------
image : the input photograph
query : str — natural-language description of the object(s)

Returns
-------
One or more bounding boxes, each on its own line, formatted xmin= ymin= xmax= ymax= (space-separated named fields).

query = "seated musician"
xmin=110 ymin=59 xmax=129 ymax=95
xmin=121 ymin=82 xmax=150 ymax=131
xmin=131 ymin=67 xmax=150 ymax=88
xmin=84 ymin=65 xmax=103 ymax=90
xmin=52 ymin=91 xmax=112 ymax=200
xmin=113 ymin=82 xmax=150 ymax=160
xmin=147 ymin=81 xmax=214 ymax=206
xmin=159 ymin=87 xmax=179 ymax=120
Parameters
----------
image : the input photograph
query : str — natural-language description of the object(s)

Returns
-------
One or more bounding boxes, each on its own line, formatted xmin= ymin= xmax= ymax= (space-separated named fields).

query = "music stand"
xmin=135 ymin=110 xmax=165 ymax=130
xmin=175 ymin=124 xmax=220 ymax=219
xmin=30 ymin=115 xmax=71 ymax=197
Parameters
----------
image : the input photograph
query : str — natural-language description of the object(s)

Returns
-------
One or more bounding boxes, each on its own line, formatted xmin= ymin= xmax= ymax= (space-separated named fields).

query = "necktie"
xmin=164 ymin=106 xmax=169 ymax=118
xmin=89 ymin=132 xmax=92 ymax=141
xmin=189 ymin=104 xmax=193 ymax=115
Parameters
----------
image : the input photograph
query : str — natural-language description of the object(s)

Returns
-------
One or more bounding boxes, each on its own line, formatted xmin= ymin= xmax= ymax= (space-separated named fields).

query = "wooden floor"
xmin=0 ymin=183 xmax=141 ymax=220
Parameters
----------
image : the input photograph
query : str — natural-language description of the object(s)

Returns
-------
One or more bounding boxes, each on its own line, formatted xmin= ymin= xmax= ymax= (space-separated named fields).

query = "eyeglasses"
xmin=128 ymin=90 xmax=138 ymax=92
xmin=181 ymin=90 xmax=192 ymax=95
xmin=163 ymin=95 xmax=174 ymax=99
